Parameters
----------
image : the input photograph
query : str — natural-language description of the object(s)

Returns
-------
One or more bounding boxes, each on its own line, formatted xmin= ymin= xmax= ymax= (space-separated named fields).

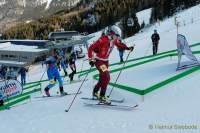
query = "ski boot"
xmin=93 ymin=91 xmax=100 ymax=100
xmin=99 ymin=96 xmax=111 ymax=105
xmin=99 ymin=89 xmax=111 ymax=104
xmin=44 ymin=87 xmax=50 ymax=97
xmin=59 ymin=86 xmax=68 ymax=96
xmin=120 ymin=58 xmax=124 ymax=63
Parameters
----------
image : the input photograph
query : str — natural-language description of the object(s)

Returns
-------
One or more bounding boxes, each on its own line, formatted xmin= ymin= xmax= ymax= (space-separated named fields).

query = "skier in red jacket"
xmin=88 ymin=25 xmax=134 ymax=103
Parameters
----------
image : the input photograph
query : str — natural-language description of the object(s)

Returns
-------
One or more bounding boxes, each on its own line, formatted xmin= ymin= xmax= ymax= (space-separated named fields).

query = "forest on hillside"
xmin=2 ymin=0 xmax=200 ymax=39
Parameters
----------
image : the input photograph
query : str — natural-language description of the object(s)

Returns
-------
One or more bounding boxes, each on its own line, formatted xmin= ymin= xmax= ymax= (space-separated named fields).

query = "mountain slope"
xmin=0 ymin=0 xmax=81 ymax=31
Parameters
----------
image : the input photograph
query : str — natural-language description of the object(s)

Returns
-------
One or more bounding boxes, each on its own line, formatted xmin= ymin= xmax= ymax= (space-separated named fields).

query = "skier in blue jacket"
xmin=59 ymin=49 xmax=68 ymax=76
xmin=44 ymin=50 xmax=67 ymax=96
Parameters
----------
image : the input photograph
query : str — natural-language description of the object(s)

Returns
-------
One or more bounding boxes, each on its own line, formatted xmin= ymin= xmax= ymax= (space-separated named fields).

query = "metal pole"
xmin=65 ymin=67 xmax=92 ymax=112
xmin=107 ymin=50 xmax=132 ymax=98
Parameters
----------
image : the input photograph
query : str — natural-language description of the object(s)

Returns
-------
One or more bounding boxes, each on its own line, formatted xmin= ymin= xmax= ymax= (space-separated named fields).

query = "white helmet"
xmin=109 ymin=25 xmax=122 ymax=38
xmin=103 ymin=25 xmax=122 ymax=38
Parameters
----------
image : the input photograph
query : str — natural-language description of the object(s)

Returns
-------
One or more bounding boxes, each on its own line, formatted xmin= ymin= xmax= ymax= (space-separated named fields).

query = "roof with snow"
xmin=0 ymin=40 xmax=51 ymax=47
xmin=0 ymin=42 xmax=48 ymax=52
xmin=48 ymin=31 xmax=80 ymax=40
xmin=0 ymin=60 xmax=26 ymax=66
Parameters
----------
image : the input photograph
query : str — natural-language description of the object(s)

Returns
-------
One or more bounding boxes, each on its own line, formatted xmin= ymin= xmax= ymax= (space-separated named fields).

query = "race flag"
xmin=177 ymin=34 xmax=199 ymax=69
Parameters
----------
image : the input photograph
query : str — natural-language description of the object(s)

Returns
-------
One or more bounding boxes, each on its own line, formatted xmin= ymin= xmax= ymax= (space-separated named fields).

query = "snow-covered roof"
xmin=0 ymin=60 xmax=26 ymax=65
xmin=0 ymin=42 xmax=48 ymax=52
xmin=48 ymin=31 xmax=79 ymax=40
xmin=0 ymin=60 xmax=27 ymax=67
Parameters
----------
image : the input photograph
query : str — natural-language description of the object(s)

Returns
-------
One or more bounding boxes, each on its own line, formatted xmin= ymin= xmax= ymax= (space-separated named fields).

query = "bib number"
xmin=49 ymin=79 xmax=56 ymax=84
xmin=100 ymin=65 xmax=108 ymax=72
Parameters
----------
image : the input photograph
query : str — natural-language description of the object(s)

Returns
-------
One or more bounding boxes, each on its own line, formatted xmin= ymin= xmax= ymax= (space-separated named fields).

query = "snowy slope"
xmin=136 ymin=8 xmax=152 ymax=25
xmin=0 ymin=42 xmax=47 ymax=52
xmin=123 ymin=5 xmax=200 ymax=60
xmin=0 ymin=0 xmax=5 ymax=6
xmin=1 ymin=5 xmax=200 ymax=133
xmin=45 ymin=0 xmax=53 ymax=9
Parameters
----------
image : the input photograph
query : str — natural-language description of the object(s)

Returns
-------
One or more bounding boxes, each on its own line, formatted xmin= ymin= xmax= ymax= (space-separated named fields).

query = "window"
xmin=9 ymin=55 xmax=17 ymax=58
xmin=1 ymin=55 xmax=8 ymax=58
xmin=21 ymin=56 xmax=28 ymax=59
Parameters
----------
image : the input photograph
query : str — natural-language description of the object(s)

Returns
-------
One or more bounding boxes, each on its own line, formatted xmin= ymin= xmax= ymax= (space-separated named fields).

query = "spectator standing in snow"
xmin=0 ymin=65 xmax=7 ymax=79
xmin=151 ymin=30 xmax=160 ymax=55
xmin=18 ymin=66 xmax=28 ymax=85
xmin=0 ymin=81 xmax=4 ymax=106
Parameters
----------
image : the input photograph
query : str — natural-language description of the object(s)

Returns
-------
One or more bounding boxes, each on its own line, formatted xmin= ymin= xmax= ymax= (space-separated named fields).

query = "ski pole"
xmin=80 ymin=60 xmax=84 ymax=75
xmin=79 ymin=59 xmax=88 ymax=75
xmin=107 ymin=47 xmax=134 ymax=98
xmin=39 ymin=65 xmax=47 ymax=93
xmin=65 ymin=67 xmax=92 ymax=112
xmin=40 ymin=70 xmax=46 ymax=82
xmin=40 ymin=60 xmax=49 ymax=81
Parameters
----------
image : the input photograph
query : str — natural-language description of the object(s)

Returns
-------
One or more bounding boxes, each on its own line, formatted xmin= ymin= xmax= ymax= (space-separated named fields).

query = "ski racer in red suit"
xmin=88 ymin=25 xmax=134 ymax=103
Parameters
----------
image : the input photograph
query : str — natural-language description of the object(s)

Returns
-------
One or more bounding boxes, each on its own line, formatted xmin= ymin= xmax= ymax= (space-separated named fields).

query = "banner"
xmin=177 ymin=34 xmax=198 ymax=68
xmin=0 ymin=80 xmax=22 ymax=100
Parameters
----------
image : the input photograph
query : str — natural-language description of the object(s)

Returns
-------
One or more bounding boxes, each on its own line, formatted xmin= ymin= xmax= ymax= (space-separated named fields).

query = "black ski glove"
xmin=129 ymin=46 xmax=134 ymax=52
xmin=89 ymin=60 xmax=95 ymax=67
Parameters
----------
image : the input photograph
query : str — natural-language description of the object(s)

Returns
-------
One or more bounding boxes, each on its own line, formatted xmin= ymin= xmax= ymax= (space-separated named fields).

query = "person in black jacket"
xmin=151 ymin=30 xmax=160 ymax=55
xmin=0 ymin=99 xmax=4 ymax=106
xmin=68 ymin=52 xmax=77 ymax=82
xmin=18 ymin=66 xmax=28 ymax=85
xmin=0 ymin=92 xmax=3 ymax=106
xmin=0 ymin=87 xmax=4 ymax=106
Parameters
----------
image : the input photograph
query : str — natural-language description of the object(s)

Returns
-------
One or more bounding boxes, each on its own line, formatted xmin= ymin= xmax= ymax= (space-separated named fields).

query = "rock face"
xmin=0 ymin=0 xmax=81 ymax=31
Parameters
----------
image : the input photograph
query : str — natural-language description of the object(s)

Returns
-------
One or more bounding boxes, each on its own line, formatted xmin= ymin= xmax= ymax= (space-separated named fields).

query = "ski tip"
xmin=65 ymin=109 xmax=69 ymax=112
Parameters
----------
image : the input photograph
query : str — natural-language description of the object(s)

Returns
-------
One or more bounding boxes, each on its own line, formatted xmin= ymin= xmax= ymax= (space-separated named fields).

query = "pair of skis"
xmin=81 ymin=97 xmax=138 ymax=110
xmin=36 ymin=94 xmax=138 ymax=110
xmin=35 ymin=78 xmax=138 ymax=111
xmin=34 ymin=78 xmax=86 ymax=99
xmin=81 ymin=97 xmax=124 ymax=103
xmin=34 ymin=91 xmax=82 ymax=99
xmin=63 ymin=78 xmax=89 ymax=85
